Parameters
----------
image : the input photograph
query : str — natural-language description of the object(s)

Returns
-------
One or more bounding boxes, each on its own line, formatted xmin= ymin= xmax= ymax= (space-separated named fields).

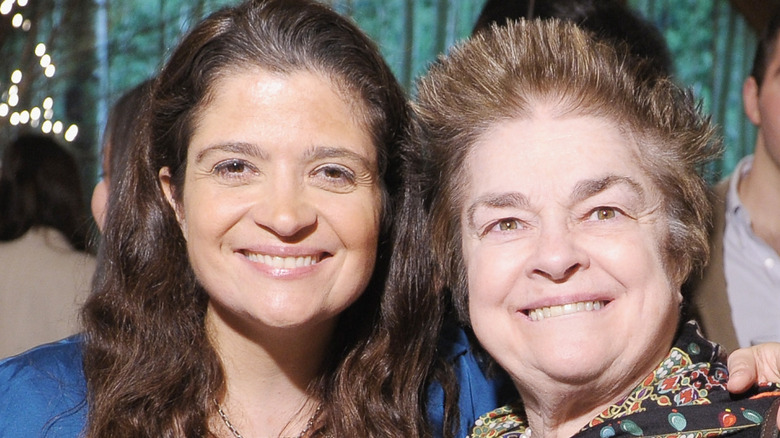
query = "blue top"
xmin=426 ymin=323 xmax=515 ymax=437
xmin=0 ymin=336 xmax=87 ymax=437
xmin=0 ymin=326 xmax=510 ymax=438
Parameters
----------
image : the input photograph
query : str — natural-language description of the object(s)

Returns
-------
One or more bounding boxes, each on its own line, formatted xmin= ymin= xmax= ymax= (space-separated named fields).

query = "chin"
xmin=535 ymin=345 xmax=606 ymax=373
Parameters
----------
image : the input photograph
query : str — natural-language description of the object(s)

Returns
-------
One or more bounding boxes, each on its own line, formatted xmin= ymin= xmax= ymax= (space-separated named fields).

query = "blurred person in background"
xmin=91 ymin=79 xmax=153 ymax=231
xmin=0 ymin=133 xmax=96 ymax=358
xmin=471 ymin=0 xmax=673 ymax=80
xmin=689 ymin=7 xmax=780 ymax=351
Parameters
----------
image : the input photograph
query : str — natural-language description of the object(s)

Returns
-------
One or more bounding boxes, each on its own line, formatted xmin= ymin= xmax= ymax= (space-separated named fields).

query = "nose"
xmin=252 ymin=179 xmax=317 ymax=239
xmin=525 ymin=224 xmax=588 ymax=282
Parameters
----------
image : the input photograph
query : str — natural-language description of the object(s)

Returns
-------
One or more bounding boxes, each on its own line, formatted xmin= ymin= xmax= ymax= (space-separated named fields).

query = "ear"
xmin=743 ymin=76 xmax=762 ymax=126
xmin=159 ymin=167 xmax=187 ymax=237
xmin=90 ymin=179 xmax=109 ymax=232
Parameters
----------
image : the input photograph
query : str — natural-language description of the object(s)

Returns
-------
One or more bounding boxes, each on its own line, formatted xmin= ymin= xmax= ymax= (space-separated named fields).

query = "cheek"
xmin=601 ymin=231 xmax=678 ymax=304
xmin=464 ymin=243 xmax=518 ymax=307
xmin=342 ymin=192 xmax=382 ymax=248
xmin=178 ymin=187 xmax=231 ymax=244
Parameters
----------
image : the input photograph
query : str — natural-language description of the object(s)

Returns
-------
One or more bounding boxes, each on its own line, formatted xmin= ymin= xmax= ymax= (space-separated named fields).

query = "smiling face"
xmin=461 ymin=110 xmax=682 ymax=397
xmin=160 ymin=69 xmax=381 ymax=335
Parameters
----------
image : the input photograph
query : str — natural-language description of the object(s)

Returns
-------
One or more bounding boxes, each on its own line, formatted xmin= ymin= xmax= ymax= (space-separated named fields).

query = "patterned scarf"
xmin=470 ymin=321 xmax=780 ymax=438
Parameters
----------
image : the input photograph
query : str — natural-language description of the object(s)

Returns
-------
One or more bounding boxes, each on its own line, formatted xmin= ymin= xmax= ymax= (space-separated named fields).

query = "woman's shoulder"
xmin=0 ymin=334 xmax=86 ymax=378
xmin=0 ymin=335 xmax=88 ymax=436
xmin=428 ymin=322 xmax=517 ymax=437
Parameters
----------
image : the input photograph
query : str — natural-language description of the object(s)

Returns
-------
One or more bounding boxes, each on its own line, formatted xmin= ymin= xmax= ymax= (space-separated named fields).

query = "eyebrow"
xmin=194 ymin=142 xmax=267 ymax=164
xmin=303 ymin=146 xmax=376 ymax=171
xmin=570 ymin=175 xmax=645 ymax=205
xmin=464 ymin=175 xmax=645 ymax=230
xmin=193 ymin=143 xmax=375 ymax=171
xmin=466 ymin=192 xmax=529 ymax=230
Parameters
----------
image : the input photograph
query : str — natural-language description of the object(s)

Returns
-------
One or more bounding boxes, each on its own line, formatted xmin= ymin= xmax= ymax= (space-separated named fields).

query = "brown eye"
xmin=225 ymin=161 xmax=245 ymax=173
xmin=499 ymin=219 xmax=519 ymax=231
xmin=214 ymin=159 xmax=249 ymax=175
xmin=323 ymin=167 xmax=346 ymax=179
xmin=211 ymin=159 xmax=259 ymax=183
xmin=311 ymin=164 xmax=356 ymax=189
xmin=594 ymin=208 xmax=616 ymax=220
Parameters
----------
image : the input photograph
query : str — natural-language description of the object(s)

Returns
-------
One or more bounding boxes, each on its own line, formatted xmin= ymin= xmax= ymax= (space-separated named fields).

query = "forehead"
xmin=206 ymin=68 xmax=350 ymax=113
xmin=187 ymin=68 xmax=377 ymax=162
xmin=463 ymin=113 xmax=650 ymax=196
xmin=212 ymin=68 xmax=364 ymax=123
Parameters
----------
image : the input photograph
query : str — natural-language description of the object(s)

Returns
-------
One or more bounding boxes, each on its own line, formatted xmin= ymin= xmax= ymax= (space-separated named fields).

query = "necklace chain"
xmin=214 ymin=398 xmax=322 ymax=438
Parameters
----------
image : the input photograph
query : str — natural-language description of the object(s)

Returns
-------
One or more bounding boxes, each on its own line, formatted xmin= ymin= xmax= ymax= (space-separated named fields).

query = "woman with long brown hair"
xmin=0 ymin=1 xmax=439 ymax=436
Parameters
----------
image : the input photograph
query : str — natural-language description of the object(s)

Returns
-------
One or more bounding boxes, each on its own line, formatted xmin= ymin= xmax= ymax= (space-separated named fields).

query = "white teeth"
xmin=245 ymin=252 xmax=319 ymax=268
xmin=527 ymin=300 xmax=606 ymax=321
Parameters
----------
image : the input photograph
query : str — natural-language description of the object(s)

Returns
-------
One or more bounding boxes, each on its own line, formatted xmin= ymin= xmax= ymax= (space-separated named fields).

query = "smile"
xmin=243 ymin=252 xmax=323 ymax=269
xmin=525 ymin=300 xmax=607 ymax=321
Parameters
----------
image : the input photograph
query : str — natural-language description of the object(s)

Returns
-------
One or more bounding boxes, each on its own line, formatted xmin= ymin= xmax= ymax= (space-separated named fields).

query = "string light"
xmin=64 ymin=124 xmax=78 ymax=142
xmin=0 ymin=1 xmax=13 ymax=16
xmin=2 ymin=1 xmax=80 ymax=142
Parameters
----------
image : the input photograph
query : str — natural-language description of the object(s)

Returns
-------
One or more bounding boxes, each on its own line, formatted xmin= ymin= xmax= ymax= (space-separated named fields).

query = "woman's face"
xmin=460 ymin=110 xmax=682 ymax=396
xmin=160 ymin=69 xmax=381 ymax=333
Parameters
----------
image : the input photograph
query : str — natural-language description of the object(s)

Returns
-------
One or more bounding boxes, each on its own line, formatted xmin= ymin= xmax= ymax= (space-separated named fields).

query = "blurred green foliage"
xmin=0 ymin=0 xmax=757 ymax=186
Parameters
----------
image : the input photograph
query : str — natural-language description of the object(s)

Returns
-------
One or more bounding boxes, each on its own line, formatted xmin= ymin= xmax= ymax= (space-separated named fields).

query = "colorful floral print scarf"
xmin=469 ymin=321 xmax=780 ymax=438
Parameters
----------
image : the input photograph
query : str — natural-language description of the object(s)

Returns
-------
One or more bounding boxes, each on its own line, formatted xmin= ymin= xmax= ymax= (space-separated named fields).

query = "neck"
xmin=517 ymin=384 xmax=622 ymax=438
xmin=738 ymin=144 xmax=780 ymax=253
xmin=206 ymin=302 xmax=334 ymax=437
xmin=515 ymin=352 xmax=669 ymax=438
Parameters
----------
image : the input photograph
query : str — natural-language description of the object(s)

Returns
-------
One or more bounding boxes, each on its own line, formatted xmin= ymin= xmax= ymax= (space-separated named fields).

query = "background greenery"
xmin=0 ymin=0 xmax=760 ymax=199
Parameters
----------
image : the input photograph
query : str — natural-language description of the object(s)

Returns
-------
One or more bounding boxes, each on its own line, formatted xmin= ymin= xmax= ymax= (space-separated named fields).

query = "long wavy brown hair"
xmin=82 ymin=0 xmax=443 ymax=436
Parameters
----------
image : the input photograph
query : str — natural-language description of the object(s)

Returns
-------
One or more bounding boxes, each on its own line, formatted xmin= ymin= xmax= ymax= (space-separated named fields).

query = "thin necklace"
xmin=213 ymin=398 xmax=322 ymax=438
